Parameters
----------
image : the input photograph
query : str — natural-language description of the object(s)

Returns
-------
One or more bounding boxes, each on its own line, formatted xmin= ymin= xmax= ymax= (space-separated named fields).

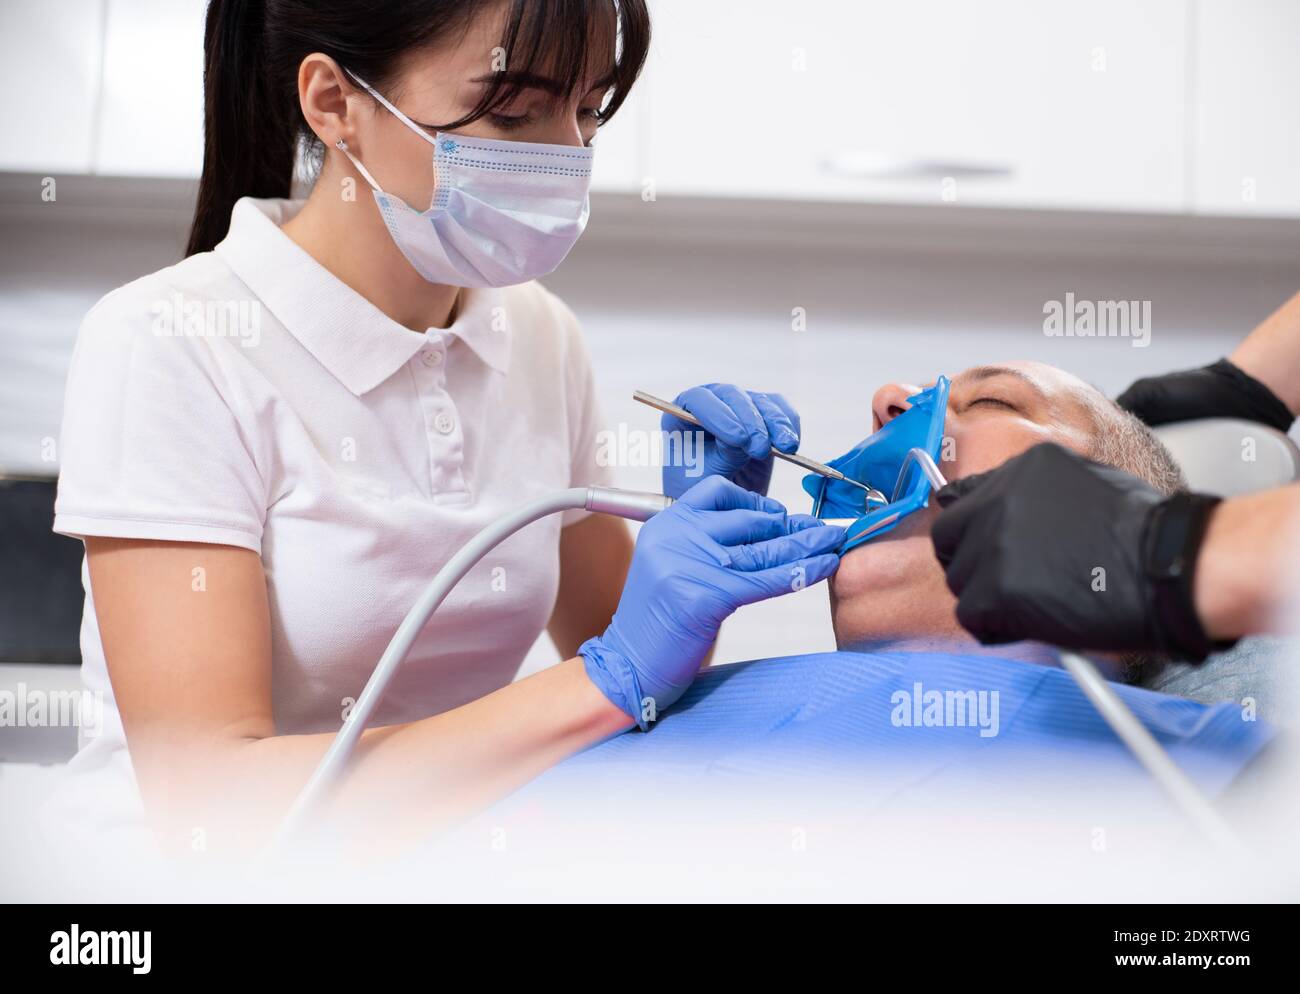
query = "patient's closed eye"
xmin=967 ymin=396 xmax=1018 ymax=411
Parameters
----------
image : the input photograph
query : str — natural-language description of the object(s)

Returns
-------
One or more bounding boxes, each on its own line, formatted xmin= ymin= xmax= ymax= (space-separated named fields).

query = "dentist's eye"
xmin=488 ymin=112 xmax=533 ymax=131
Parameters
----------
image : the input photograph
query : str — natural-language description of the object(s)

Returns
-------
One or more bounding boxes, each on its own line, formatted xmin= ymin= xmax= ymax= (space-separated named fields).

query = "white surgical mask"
xmin=336 ymin=71 xmax=594 ymax=288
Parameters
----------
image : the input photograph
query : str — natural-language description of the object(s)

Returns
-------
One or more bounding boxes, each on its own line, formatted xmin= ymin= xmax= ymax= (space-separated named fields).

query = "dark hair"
xmin=186 ymin=0 xmax=650 ymax=256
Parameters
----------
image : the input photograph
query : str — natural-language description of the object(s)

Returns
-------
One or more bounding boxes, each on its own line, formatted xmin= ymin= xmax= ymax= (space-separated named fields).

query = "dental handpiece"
xmin=633 ymin=390 xmax=888 ymax=506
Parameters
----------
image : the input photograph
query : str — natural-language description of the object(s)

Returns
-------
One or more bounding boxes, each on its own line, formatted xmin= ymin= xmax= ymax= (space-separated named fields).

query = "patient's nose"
xmin=871 ymin=382 xmax=923 ymax=432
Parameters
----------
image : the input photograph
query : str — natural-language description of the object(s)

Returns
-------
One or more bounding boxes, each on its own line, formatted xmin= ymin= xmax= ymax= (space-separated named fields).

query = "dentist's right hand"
xmin=580 ymin=476 xmax=846 ymax=729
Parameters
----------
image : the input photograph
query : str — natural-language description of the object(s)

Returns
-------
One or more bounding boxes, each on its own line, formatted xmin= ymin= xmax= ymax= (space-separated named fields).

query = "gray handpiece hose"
xmin=273 ymin=486 xmax=672 ymax=849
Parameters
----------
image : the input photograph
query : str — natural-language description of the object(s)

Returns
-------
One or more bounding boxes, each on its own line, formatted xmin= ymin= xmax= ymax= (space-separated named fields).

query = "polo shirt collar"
xmin=215 ymin=198 xmax=511 ymax=395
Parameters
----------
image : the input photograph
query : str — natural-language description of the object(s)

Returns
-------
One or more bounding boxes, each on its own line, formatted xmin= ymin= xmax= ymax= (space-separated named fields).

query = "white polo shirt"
xmin=53 ymin=197 xmax=612 ymax=796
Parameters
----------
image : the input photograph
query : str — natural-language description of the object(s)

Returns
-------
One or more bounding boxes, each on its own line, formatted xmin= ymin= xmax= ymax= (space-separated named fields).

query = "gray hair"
xmin=1081 ymin=396 xmax=1187 ymax=496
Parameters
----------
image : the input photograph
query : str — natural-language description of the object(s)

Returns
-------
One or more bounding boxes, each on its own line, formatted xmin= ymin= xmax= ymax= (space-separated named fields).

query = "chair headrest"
xmin=1152 ymin=418 xmax=1300 ymax=497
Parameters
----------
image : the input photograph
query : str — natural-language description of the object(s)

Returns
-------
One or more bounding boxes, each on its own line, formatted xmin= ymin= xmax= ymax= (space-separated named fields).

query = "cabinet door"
xmin=1194 ymin=0 xmax=1300 ymax=217
xmin=646 ymin=0 xmax=1186 ymax=212
xmin=95 ymin=0 xmax=206 ymax=177
xmin=0 ymin=0 xmax=102 ymax=174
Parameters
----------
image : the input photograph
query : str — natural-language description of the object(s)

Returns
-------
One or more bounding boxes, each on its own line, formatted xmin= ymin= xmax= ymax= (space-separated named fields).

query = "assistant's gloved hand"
xmin=661 ymin=383 xmax=801 ymax=498
xmin=1117 ymin=358 xmax=1294 ymax=432
xmin=581 ymin=476 xmax=845 ymax=728
xmin=930 ymin=443 xmax=1223 ymax=660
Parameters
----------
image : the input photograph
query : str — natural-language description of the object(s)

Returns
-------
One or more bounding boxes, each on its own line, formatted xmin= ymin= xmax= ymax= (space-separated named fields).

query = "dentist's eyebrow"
xmin=470 ymin=71 xmax=615 ymax=95
xmin=471 ymin=70 xmax=566 ymax=95
xmin=470 ymin=71 xmax=617 ymax=98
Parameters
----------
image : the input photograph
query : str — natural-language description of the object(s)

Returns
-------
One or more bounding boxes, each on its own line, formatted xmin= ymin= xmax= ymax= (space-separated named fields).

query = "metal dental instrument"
xmin=892 ymin=446 xmax=950 ymax=503
xmin=634 ymin=390 xmax=888 ymax=506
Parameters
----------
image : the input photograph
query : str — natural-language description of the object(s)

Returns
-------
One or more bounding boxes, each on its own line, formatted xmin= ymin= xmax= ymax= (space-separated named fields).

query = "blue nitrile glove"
xmin=661 ymin=383 xmax=801 ymax=498
xmin=580 ymin=476 xmax=846 ymax=729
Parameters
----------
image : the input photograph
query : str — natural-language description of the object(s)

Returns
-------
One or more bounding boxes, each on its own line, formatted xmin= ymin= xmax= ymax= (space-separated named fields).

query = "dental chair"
xmin=1154 ymin=419 xmax=1300 ymax=498
xmin=1143 ymin=419 xmax=1300 ymax=720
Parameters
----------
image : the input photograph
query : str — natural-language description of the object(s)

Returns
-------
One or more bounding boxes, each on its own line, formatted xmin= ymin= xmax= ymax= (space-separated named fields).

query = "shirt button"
xmin=420 ymin=349 xmax=443 ymax=367
xmin=434 ymin=412 xmax=456 ymax=434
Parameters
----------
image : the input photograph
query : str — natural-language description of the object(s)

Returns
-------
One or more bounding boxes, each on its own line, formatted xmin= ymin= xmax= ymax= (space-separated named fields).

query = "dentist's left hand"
xmin=661 ymin=383 xmax=801 ymax=498
xmin=580 ymin=476 xmax=845 ymax=728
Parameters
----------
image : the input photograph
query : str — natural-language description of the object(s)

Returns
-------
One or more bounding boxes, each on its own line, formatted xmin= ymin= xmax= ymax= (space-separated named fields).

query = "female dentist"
xmin=52 ymin=0 xmax=844 ymax=851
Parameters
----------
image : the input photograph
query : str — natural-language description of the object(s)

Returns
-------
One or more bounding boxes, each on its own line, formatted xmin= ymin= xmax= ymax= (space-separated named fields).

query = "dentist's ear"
xmin=296 ymin=53 xmax=367 ymax=149
xmin=871 ymin=382 xmax=923 ymax=432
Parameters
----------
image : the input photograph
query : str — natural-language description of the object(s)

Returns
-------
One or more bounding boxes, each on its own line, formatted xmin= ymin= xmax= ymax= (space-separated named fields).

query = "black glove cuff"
xmin=1209 ymin=359 xmax=1295 ymax=434
xmin=1142 ymin=492 xmax=1234 ymax=663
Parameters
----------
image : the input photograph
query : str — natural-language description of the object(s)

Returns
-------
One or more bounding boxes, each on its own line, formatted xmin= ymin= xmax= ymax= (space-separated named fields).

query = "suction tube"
xmin=854 ymin=449 xmax=1247 ymax=854
xmin=273 ymin=486 xmax=672 ymax=849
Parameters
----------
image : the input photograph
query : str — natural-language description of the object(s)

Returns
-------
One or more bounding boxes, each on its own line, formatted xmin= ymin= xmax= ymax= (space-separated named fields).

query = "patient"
xmin=503 ymin=360 xmax=1275 ymax=820
xmin=831 ymin=360 xmax=1186 ymax=678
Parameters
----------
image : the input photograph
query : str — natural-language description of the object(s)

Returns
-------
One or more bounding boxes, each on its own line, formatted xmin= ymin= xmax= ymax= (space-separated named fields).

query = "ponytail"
xmin=186 ymin=0 xmax=295 ymax=256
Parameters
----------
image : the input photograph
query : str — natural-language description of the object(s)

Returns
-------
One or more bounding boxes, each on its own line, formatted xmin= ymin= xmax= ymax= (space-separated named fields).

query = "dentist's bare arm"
xmin=1196 ymin=290 xmax=1300 ymax=635
xmin=1194 ymin=483 xmax=1300 ymax=639
xmin=1230 ymin=290 xmax=1300 ymax=415
xmin=86 ymin=537 xmax=632 ymax=853
xmin=547 ymin=512 xmax=633 ymax=659
xmin=548 ymin=510 xmax=718 ymax=667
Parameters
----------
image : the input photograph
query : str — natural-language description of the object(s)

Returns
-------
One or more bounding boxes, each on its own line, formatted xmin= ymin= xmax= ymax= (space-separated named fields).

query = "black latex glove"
xmin=1117 ymin=358 xmax=1294 ymax=432
xmin=931 ymin=443 xmax=1221 ymax=660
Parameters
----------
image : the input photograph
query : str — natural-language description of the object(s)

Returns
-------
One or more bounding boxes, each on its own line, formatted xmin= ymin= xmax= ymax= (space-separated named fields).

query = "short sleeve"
xmin=53 ymin=285 xmax=267 ymax=552
xmin=545 ymin=292 xmax=613 ymax=527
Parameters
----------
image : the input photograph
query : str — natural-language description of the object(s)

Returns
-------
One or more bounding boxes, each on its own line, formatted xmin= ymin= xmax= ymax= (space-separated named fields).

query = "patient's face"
xmin=829 ymin=361 xmax=1102 ymax=651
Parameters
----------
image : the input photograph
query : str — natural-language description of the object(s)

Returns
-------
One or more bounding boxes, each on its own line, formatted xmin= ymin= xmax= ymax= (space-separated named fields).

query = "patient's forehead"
xmin=955 ymin=360 xmax=1103 ymax=423
xmin=951 ymin=360 xmax=1093 ymax=397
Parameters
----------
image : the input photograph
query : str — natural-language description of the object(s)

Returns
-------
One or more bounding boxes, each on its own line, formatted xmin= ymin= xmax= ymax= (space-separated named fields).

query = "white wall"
xmin=5 ymin=1 xmax=1300 ymax=215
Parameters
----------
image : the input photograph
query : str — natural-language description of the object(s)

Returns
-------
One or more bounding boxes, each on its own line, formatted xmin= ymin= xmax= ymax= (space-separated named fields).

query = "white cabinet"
xmin=0 ymin=0 xmax=103 ymax=174
xmin=95 ymin=0 xmax=206 ymax=177
xmin=1193 ymin=0 xmax=1300 ymax=217
xmin=644 ymin=0 xmax=1188 ymax=212
xmin=2 ymin=0 xmax=1297 ymax=220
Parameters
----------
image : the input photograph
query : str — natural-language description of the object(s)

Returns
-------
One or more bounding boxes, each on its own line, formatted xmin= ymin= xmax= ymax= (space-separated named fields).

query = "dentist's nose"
xmin=871 ymin=382 xmax=923 ymax=432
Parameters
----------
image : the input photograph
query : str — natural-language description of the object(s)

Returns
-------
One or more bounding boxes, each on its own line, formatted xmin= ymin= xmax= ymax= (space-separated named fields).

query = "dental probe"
xmin=633 ymin=390 xmax=888 ymax=505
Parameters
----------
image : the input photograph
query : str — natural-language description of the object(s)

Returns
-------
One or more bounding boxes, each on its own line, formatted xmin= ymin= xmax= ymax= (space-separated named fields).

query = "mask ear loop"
xmin=342 ymin=68 xmax=440 ymax=149
xmin=334 ymin=139 xmax=385 ymax=194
